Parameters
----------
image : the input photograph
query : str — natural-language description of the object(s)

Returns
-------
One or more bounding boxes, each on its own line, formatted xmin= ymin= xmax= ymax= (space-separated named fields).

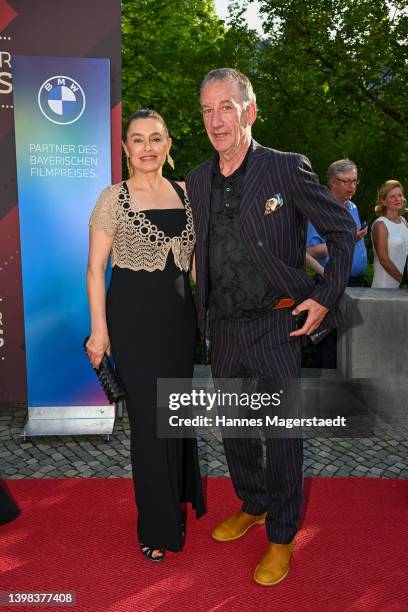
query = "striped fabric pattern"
xmin=186 ymin=141 xmax=356 ymax=543
xmin=209 ymin=310 xmax=303 ymax=543
xmin=186 ymin=140 xmax=356 ymax=335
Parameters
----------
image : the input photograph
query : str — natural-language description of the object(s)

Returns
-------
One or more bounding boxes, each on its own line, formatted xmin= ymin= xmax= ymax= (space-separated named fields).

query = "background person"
xmin=306 ymin=159 xmax=368 ymax=287
xmin=306 ymin=159 xmax=368 ymax=368
xmin=371 ymin=180 xmax=408 ymax=288
xmin=86 ymin=109 xmax=205 ymax=562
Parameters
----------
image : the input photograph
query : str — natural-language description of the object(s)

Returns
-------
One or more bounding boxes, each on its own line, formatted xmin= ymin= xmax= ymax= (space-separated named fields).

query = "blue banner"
xmin=13 ymin=56 xmax=111 ymax=406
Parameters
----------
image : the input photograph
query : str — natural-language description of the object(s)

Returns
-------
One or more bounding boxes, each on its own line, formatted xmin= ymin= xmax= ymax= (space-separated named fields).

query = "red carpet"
xmin=1 ymin=478 xmax=407 ymax=611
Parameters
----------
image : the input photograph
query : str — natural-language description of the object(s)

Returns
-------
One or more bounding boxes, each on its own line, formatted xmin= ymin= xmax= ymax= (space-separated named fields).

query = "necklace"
xmin=387 ymin=215 xmax=401 ymax=224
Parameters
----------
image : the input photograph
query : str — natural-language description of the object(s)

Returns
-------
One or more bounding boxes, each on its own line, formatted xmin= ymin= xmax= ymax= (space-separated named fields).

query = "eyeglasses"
xmin=335 ymin=177 xmax=359 ymax=186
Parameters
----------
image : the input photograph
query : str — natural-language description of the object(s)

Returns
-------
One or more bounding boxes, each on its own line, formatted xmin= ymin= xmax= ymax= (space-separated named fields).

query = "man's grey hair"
xmin=200 ymin=68 xmax=256 ymax=106
xmin=327 ymin=159 xmax=358 ymax=185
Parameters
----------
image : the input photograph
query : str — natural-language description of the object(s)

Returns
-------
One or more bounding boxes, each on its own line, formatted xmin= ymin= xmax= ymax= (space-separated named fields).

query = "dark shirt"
xmin=208 ymin=144 xmax=281 ymax=320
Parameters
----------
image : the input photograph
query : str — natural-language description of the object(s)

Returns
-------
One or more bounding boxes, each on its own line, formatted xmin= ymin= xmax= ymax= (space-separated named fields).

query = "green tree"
xmin=122 ymin=0 xmax=225 ymax=174
xmin=249 ymin=0 xmax=408 ymax=219
xmin=122 ymin=0 xmax=408 ymax=217
xmin=122 ymin=0 xmax=220 ymax=176
xmin=122 ymin=0 xmax=258 ymax=176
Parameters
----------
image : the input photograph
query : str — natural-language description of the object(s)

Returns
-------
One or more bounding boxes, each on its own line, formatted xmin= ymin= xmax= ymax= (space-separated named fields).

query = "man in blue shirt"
xmin=307 ymin=158 xmax=368 ymax=286
xmin=306 ymin=159 xmax=368 ymax=366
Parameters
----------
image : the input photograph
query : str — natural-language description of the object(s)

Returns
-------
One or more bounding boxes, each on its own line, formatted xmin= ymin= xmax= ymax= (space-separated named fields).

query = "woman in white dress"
xmin=371 ymin=180 xmax=408 ymax=288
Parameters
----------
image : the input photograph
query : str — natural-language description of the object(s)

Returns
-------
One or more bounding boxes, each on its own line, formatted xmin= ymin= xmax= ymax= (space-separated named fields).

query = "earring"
xmin=126 ymin=156 xmax=133 ymax=177
xmin=167 ymin=153 xmax=175 ymax=170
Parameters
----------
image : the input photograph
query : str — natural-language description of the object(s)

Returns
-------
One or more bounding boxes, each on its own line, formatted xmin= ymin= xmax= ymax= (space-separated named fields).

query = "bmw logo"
xmin=38 ymin=75 xmax=86 ymax=125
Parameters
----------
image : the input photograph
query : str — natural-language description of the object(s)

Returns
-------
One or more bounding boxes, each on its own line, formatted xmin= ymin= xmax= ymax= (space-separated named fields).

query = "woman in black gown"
xmin=86 ymin=109 xmax=205 ymax=561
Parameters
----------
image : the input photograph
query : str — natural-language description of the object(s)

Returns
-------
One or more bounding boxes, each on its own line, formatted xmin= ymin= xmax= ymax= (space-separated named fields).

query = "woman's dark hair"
xmin=123 ymin=108 xmax=168 ymax=141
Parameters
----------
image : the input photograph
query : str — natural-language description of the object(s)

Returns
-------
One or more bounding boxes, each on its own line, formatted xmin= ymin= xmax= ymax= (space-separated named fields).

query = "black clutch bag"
xmin=83 ymin=336 xmax=126 ymax=404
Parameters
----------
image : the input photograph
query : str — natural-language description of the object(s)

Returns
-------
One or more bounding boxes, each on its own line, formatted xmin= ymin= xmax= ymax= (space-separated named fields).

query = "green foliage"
xmin=250 ymin=0 xmax=408 ymax=221
xmin=122 ymin=0 xmax=259 ymax=177
xmin=121 ymin=1 xmax=406 ymax=365
xmin=122 ymin=1 xmax=408 ymax=222
xmin=122 ymin=0 xmax=223 ymax=175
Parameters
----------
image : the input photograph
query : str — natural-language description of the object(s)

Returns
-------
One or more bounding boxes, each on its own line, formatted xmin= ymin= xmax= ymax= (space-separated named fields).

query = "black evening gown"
xmin=106 ymin=192 xmax=205 ymax=552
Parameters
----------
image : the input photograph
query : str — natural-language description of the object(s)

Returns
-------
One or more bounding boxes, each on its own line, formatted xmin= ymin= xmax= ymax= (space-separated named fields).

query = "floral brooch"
xmin=264 ymin=194 xmax=284 ymax=215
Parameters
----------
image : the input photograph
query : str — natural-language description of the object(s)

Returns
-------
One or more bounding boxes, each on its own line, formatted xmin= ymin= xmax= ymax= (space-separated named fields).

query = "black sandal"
xmin=140 ymin=543 xmax=165 ymax=562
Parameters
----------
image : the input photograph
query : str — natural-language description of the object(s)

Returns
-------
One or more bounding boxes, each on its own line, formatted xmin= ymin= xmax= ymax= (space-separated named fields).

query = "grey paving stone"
xmin=305 ymin=468 xmax=320 ymax=476
xmin=368 ymin=468 xmax=384 ymax=476
xmin=1 ymin=406 xmax=408 ymax=479
xmin=335 ymin=469 xmax=353 ymax=477
xmin=354 ymin=465 xmax=369 ymax=473
xmin=387 ymin=465 xmax=403 ymax=474
xmin=382 ymin=471 xmax=401 ymax=478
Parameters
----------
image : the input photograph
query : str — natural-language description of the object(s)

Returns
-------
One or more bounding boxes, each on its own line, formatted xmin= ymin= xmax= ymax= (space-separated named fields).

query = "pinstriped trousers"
xmin=210 ymin=308 xmax=303 ymax=544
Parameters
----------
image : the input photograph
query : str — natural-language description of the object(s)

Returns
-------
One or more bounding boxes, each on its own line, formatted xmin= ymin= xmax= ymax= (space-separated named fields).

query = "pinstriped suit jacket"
xmin=186 ymin=140 xmax=355 ymax=338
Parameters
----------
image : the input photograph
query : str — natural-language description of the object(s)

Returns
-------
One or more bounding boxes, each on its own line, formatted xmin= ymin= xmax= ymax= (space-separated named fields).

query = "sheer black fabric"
xmin=209 ymin=146 xmax=280 ymax=320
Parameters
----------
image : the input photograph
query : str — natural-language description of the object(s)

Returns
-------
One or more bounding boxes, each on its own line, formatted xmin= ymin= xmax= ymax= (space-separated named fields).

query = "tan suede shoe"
xmin=253 ymin=541 xmax=295 ymax=586
xmin=212 ymin=510 xmax=267 ymax=542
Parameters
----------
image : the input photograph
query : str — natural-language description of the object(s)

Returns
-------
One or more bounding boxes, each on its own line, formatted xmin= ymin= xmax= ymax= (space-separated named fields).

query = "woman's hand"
xmin=86 ymin=333 xmax=110 ymax=369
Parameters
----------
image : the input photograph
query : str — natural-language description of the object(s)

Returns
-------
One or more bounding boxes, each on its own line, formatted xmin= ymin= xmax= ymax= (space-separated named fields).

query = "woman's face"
xmin=383 ymin=186 xmax=405 ymax=213
xmin=123 ymin=117 xmax=171 ymax=174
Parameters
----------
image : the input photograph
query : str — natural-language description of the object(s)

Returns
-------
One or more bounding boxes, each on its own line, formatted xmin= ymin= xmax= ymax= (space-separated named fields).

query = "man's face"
xmin=200 ymin=80 xmax=256 ymax=156
xmin=330 ymin=169 xmax=358 ymax=205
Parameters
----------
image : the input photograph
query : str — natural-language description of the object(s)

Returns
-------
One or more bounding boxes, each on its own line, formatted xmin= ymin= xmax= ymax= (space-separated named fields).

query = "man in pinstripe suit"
xmin=185 ymin=69 xmax=355 ymax=586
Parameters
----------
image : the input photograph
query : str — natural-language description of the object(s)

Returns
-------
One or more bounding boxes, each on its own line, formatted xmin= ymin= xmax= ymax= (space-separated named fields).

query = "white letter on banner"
xmin=0 ymin=52 xmax=11 ymax=68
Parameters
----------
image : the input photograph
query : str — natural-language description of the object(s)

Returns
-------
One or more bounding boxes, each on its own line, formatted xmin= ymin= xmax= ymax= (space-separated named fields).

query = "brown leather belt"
xmin=273 ymin=298 xmax=295 ymax=310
